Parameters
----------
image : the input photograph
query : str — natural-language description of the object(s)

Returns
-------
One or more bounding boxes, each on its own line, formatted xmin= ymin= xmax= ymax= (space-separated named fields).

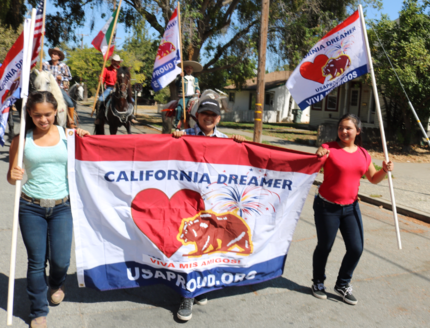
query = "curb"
xmin=313 ymin=179 xmax=430 ymax=224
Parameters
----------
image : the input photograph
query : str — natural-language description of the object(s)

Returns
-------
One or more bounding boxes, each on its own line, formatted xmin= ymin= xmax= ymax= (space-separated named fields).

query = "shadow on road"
xmin=0 ymin=272 xmax=310 ymax=323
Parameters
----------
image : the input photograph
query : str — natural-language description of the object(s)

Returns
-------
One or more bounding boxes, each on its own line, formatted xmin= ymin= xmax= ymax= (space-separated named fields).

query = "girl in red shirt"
xmin=311 ymin=113 xmax=393 ymax=305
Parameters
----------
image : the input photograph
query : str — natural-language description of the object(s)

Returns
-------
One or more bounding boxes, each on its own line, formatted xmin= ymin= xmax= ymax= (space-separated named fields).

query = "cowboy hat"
xmin=48 ymin=47 xmax=65 ymax=61
xmin=178 ymin=60 xmax=203 ymax=73
xmin=111 ymin=54 xmax=123 ymax=62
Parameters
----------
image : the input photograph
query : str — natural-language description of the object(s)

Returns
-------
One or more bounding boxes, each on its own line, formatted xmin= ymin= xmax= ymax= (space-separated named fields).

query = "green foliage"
xmin=66 ymin=47 xmax=103 ymax=96
xmin=0 ymin=25 xmax=22 ymax=62
xmin=368 ymin=0 xmax=430 ymax=150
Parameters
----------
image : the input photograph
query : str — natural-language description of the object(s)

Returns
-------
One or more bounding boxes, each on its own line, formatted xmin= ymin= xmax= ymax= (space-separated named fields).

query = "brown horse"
xmin=95 ymin=67 xmax=134 ymax=135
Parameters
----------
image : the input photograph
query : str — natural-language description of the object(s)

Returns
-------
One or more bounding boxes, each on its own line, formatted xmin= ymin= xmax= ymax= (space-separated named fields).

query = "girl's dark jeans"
xmin=19 ymin=198 xmax=73 ymax=319
xmin=312 ymin=195 xmax=364 ymax=287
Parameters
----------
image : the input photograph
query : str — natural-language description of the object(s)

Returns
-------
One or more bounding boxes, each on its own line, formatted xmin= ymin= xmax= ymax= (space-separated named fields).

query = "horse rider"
xmin=174 ymin=61 xmax=202 ymax=128
xmin=94 ymin=54 xmax=137 ymax=125
xmin=42 ymin=47 xmax=76 ymax=128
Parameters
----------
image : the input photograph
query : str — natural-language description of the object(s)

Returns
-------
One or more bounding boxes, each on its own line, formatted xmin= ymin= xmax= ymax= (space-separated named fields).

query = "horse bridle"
xmin=113 ymin=73 xmax=130 ymax=100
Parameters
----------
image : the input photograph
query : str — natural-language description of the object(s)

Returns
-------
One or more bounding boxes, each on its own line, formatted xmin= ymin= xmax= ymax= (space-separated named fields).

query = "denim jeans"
xmin=175 ymin=96 xmax=192 ymax=125
xmin=60 ymin=88 xmax=74 ymax=108
xmin=19 ymin=198 xmax=73 ymax=319
xmin=312 ymin=195 xmax=364 ymax=287
xmin=98 ymin=86 xmax=114 ymax=102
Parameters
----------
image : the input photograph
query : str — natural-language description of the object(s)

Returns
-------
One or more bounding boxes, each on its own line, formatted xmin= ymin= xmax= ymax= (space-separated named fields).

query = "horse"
xmin=32 ymin=69 xmax=69 ymax=127
xmin=95 ymin=66 xmax=134 ymax=135
xmin=68 ymin=82 xmax=84 ymax=103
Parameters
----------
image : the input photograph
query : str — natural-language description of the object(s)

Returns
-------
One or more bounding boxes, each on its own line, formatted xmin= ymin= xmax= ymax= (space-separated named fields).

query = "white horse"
xmin=69 ymin=82 xmax=84 ymax=102
xmin=32 ymin=69 xmax=68 ymax=127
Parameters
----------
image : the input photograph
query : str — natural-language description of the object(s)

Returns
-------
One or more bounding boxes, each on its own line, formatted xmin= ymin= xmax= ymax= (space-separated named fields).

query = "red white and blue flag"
xmin=287 ymin=10 xmax=369 ymax=110
xmin=0 ymin=33 xmax=24 ymax=146
xmin=151 ymin=6 xmax=182 ymax=92
xmin=68 ymin=134 xmax=324 ymax=297
xmin=31 ymin=0 xmax=45 ymax=68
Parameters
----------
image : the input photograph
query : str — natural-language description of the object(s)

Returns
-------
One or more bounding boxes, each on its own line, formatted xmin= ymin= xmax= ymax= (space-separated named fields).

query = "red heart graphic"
xmin=131 ymin=189 xmax=205 ymax=258
xmin=300 ymin=54 xmax=329 ymax=84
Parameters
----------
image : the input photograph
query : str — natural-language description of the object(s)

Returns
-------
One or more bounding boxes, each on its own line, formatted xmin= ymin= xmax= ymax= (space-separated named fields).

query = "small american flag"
xmin=31 ymin=0 xmax=45 ymax=68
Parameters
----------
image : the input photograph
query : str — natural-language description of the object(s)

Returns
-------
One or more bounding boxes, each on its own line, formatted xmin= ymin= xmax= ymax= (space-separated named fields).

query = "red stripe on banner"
xmin=170 ymin=7 xmax=178 ymax=20
xmin=322 ymin=10 xmax=360 ymax=40
xmin=74 ymin=134 xmax=325 ymax=175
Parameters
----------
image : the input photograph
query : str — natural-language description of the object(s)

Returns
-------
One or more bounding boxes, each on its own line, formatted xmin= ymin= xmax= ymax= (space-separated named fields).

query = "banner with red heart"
xmin=299 ymin=54 xmax=329 ymax=84
xmin=131 ymin=188 xmax=205 ymax=258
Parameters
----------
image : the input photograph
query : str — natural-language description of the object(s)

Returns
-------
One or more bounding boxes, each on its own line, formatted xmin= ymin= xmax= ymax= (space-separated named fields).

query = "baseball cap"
xmin=197 ymin=99 xmax=221 ymax=116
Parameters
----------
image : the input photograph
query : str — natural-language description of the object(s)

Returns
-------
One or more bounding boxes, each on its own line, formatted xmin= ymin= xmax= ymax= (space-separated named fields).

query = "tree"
xmin=66 ymin=45 xmax=144 ymax=96
xmin=0 ymin=25 xmax=22 ymax=62
xmin=269 ymin=0 xmax=382 ymax=67
xmin=368 ymin=0 xmax=430 ymax=151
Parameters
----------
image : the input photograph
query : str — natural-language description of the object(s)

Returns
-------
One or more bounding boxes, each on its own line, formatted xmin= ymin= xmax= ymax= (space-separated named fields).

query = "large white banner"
xmin=287 ymin=10 xmax=369 ymax=110
xmin=68 ymin=133 xmax=325 ymax=297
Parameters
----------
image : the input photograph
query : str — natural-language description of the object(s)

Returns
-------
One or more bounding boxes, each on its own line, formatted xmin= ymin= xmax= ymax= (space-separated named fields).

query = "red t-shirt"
xmin=102 ymin=65 xmax=117 ymax=87
xmin=318 ymin=141 xmax=371 ymax=205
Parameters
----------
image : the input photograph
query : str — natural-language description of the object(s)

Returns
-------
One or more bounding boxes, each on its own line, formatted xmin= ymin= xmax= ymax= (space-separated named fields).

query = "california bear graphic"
xmin=177 ymin=211 xmax=253 ymax=257
xmin=322 ymin=55 xmax=351 ymax=81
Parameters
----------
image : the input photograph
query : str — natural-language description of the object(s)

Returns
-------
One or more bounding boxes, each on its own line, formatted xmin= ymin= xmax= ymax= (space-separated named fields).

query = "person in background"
xmin=42 ymin=47 xmax=76 ymax=128
xmin=174 ymin=61 xmax=202 ymax=129
xmin=311 ymin=113 xmax=393 ymax=305
xmin=7 ymin=91 xmax=90 ymax=328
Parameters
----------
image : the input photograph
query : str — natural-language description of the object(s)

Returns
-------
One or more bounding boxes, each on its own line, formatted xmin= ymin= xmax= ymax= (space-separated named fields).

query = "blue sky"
xmin=38 ymin=0 xmax=408 ymax=65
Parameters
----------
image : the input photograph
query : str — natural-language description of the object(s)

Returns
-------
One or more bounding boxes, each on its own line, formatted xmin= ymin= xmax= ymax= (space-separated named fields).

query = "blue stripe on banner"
xmin=151 ymin=57 xmax=179 ymax=92
xmin=83 ymin=255 xmax=287 ymax=298
xmin=297 ymin=64 xmax=368 ymax=110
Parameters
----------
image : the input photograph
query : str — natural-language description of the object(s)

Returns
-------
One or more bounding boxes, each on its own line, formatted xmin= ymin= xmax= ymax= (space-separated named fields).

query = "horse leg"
xmin=109 ymin=123 xmax=118 ymax=135
xmin=125 ymin=121 xmax=132 ymax=134
xmin=94 ymin=121 xmax=105 ymax=135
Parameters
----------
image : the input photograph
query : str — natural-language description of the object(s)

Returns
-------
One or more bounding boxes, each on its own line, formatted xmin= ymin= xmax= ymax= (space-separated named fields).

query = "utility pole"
xmin=253 ymin=0 xmax=270 ymax=143
xmin=79 ymin=34 xmax=89 ymax=49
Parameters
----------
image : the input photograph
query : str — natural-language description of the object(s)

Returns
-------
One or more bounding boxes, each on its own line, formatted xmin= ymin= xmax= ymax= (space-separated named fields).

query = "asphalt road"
xmin=0 ymin=105 xmax=429 ymax=327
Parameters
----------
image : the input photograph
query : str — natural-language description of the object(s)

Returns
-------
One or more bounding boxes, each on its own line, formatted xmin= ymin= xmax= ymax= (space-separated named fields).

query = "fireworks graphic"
xmin=203 ymin=185 xmax=280 ymax=219
xmin=326 ymin=35 xmax=355 ymax=58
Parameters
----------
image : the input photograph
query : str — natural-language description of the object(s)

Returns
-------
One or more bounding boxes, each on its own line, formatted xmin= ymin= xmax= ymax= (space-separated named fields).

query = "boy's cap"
xmin=197 ymin=99 xmax=221 ymax=116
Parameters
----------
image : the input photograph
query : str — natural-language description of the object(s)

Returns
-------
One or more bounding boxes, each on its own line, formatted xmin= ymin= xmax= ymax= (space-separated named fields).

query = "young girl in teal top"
xmin=7 ymin=91 xmax=90 ymax=328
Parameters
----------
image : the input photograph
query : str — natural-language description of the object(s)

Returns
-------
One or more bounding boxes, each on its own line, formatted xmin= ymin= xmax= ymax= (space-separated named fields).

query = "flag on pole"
xmin=286 ymin=10 xmax=369 ymax=110
xmin=0 ymin=33 xmax=24 ymax=146
xmin=151 ymin=7 xmax=182 ymax=92
xmin=91 ymin=7 xmax=119 ymax=60
xmin=30 ymin=0 xmax=45 ymax=68
xmin=67 ymin=134 xmax=325 ymax=297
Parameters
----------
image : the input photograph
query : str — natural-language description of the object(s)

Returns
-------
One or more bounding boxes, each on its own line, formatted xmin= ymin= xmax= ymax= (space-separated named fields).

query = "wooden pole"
xmin=177 ymin=1 xmax=186 ymax=125
xmin=91 ymin=0 xmax=123 ymax=117
xmin=253 ymin=0 xmax=270 ymax=142
xmin=38 ymin=0 xmax=47 ymax=70
xmin=359 ymin=5 xmax=402 ymax=249
xmin=7 ymin=9 xmax=37 ymax=325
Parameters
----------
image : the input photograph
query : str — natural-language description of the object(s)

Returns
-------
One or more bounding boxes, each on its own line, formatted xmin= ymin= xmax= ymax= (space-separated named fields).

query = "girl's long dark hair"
xmin=25 ymin=91 xmax=58 ymax=135
xmin=336 ymin=113 xmax=363 ymax=146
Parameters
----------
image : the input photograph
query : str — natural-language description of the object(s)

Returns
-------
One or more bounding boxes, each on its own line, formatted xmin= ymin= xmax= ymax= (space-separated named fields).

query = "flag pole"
xmin=91 ymin=0 xmax=123 ymax=117
xmin=177 ymin=1 xmax=186 ymax=125
xmin=359 ymin=5 xmax=402 ymax=249
xmin=7 ymin=9 xmax=37 ymax=325
xmin=38 ymin=0 xmax=47 ymax=70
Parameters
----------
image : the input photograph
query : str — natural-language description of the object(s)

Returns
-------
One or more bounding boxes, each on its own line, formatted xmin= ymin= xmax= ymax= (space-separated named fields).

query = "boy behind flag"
xmin=286 ymin=10 xmax=369 ymax=110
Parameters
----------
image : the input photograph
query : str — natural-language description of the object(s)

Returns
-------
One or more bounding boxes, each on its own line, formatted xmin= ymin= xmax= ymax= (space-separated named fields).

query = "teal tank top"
xmin=22 ymin=125 xmax=69 ymax=199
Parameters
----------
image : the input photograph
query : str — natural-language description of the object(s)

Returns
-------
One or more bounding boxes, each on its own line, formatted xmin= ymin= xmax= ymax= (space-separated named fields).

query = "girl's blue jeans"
xmin=312 ymin=195 xmax=364 ymax=287
xmin=19 ymin=198 xmax=73 ymax=319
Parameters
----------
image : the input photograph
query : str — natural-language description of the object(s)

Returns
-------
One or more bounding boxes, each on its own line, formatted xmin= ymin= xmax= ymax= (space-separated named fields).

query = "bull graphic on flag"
xmin=68 ymin=134 xmax=325 ymax=298
xmin=287 ymin=10 xmax=369 ymax=110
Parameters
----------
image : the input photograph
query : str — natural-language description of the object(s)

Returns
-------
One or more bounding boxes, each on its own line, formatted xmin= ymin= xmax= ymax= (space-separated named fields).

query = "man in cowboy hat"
xmin=42 ymin=47 xmax=76 ymax=128
xmin=94 ymin=54 xmax=137 ymax=124
xmin=174 ymin=60 xmax=202 ymax=128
